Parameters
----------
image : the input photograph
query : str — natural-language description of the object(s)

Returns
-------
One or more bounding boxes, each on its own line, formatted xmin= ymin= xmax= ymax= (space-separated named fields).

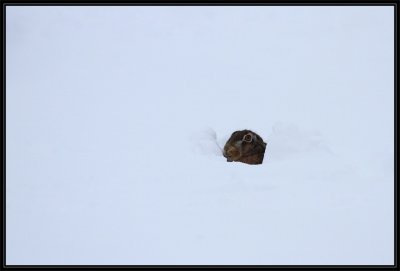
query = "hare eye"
xmin=243 ymin=134 xmax=252 ymax=142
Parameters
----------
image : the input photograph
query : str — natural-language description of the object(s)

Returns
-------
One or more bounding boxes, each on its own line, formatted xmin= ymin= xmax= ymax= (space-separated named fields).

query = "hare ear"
xmin=243 ymin=133 xmax=253 ymax=143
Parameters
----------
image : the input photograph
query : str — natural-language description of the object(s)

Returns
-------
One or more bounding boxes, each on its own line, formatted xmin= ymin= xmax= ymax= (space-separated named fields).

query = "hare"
xmin=223 ymin=130 xmax=267 ymax=165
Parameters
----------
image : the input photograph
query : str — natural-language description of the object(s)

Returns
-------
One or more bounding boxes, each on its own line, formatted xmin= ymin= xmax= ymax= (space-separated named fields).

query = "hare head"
xmin=223 ymin=130 xmax=267 ymax=165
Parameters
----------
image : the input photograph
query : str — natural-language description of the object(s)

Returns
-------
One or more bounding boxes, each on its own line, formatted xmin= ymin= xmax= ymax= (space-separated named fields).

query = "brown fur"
xmin=223 ymin=130 xmax=267 ymax=165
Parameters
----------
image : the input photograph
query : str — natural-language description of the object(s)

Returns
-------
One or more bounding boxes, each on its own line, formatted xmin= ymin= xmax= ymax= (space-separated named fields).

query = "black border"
xmin=2 ymin=1 xmax=398 ymax=269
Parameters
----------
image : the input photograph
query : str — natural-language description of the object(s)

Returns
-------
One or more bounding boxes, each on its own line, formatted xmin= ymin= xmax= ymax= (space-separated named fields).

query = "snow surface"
xmin=6 ymin=6 xmax=394 ymax=265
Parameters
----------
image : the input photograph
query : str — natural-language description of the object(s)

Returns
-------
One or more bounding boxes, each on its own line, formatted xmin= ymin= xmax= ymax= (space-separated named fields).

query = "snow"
xmin=6 ymin=6 xmax=394 ymax=265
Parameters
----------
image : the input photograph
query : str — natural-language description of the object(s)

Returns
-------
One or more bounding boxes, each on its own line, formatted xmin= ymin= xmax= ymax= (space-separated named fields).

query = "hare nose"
xmin=224 ymin=151 xmax=232 ymax=160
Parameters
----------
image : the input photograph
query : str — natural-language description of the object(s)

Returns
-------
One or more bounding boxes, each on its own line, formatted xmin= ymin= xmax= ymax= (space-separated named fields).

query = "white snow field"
xmin=6 ymin=6 xmax=394 ymax=265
